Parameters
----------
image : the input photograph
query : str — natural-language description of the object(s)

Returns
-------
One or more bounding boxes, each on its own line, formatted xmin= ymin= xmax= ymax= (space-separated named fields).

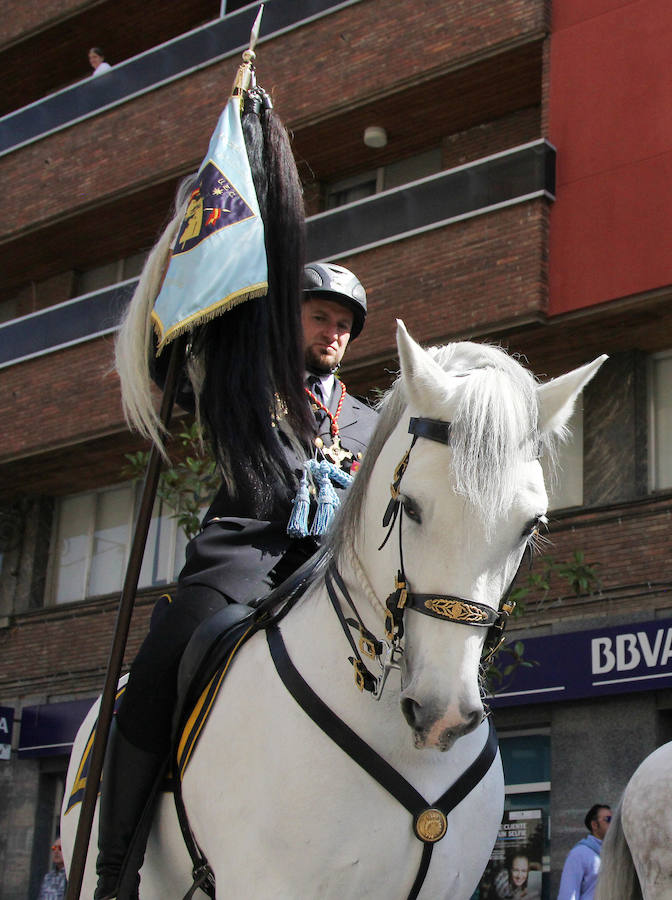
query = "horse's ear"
xmin=396 ymin=319 xmax=456 ymax=411
xmin=537 ymin=355 xmax=608 ymax=437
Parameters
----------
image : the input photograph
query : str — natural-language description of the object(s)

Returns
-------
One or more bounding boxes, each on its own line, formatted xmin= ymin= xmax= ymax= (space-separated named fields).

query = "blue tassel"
xmin=287 ymin=466 xmax=311 ymax=537
xmin=307 ymin=458 xmax=353 ymax=488
xmin=310 ymin=460 xmax=340 ymax=536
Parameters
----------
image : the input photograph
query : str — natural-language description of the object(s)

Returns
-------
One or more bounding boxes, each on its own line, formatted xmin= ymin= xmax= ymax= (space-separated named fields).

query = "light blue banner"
xmin=152 ymin=97 xmax=267 ymax=350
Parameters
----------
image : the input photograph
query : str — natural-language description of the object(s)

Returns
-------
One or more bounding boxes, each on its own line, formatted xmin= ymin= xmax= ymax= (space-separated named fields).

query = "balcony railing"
xmin=0 ymin=140 xmax=555 ymax=369
xmin=0 ymin=0 xmax=357 ymax=158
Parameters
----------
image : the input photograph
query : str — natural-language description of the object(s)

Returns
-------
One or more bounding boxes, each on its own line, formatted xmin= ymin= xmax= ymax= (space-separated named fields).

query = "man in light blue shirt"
xmin=557 ymin=804 xmax=612 ymax=900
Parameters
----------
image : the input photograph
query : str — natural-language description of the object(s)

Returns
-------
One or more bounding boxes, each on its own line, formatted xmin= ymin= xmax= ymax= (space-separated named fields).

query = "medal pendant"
xmin=324 ymin=434 xmax=353 ymax=468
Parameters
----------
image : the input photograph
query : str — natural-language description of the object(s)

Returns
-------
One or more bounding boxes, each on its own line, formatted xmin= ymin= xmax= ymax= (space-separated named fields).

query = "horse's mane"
xmin=329 ymin=341 xmax=556 ymax=560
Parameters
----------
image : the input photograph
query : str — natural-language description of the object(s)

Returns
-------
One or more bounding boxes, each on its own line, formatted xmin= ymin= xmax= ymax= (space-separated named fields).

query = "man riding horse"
xmin=77 ymin=21 xmax=379 ymax=895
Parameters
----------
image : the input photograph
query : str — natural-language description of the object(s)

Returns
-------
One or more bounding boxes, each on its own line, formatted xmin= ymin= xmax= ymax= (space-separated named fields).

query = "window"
xmin=73 ymin=251 xmax=147 ymax=298
xmin=0 ymin=295 xmax=18 ymax=325
xmin=325 ymin=170 xmax=381 ymax=209
xmin=649 ymin=351 xmax=672 ymax=490
xmin=325 ymin=148 xmax=442 ymax=210
xmin=49 ymin=483 xmax=190 ymax=604
xmin=541 ymin=406 xmax=583 ymax=510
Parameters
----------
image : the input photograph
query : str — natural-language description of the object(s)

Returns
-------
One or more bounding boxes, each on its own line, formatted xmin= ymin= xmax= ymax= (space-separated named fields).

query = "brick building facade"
xmin=1 ymin=1 xmax=671 ymax=897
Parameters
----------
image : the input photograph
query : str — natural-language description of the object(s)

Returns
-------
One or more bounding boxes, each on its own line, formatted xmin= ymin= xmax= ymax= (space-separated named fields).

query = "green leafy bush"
xmin=124 ymin=422 xmax=219 ymax=540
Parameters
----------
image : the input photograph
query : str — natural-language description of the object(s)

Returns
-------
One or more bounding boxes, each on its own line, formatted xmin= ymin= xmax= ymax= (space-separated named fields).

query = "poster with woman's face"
xmin=475 ymin=809 xmax=544 ymax=900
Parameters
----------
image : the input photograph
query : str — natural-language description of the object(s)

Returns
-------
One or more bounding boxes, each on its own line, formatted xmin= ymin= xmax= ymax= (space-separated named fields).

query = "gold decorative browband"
xmin=406 ymin=594 xmax=499 ymax=626
xmin=422 ymin=597 xmax=496 ymax=624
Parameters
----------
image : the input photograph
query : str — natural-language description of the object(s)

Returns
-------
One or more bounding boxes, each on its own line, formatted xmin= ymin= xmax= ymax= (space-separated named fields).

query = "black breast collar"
xmin=267 ymin=623 xmax=498 ymax=900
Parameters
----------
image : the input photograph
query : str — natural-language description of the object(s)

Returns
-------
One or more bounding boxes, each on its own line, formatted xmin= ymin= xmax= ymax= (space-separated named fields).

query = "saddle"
xmin=174 ymin=603 xmax=254 ymax=753
xmin=173 ymin=546 xmax=329 ymax=763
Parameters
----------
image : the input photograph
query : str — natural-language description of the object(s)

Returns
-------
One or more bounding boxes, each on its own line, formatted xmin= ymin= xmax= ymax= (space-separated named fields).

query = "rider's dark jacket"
xmin=117 ymin=381 xmax=378 ymax=753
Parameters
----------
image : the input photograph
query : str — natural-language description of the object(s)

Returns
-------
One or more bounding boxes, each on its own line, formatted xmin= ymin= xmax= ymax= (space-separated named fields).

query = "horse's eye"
xmin=402 ymin=496 xmax=422 ymax=524
xmin=522 ymin=515 xmax=547 ymax=540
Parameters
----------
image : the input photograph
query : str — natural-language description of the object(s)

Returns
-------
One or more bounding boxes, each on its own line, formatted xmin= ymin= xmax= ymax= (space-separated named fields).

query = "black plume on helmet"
xmin=303 ymin=262 xmax=367 ymax=340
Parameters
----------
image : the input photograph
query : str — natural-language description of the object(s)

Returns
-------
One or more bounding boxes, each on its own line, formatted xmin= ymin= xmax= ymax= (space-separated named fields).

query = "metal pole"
xmin=65 ymin=336 xmax=185 ymax=899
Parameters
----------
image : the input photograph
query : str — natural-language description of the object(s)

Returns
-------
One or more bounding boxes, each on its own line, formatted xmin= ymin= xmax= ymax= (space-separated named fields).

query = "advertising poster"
xmin=474 ymin=809 xmax=544 ymax=899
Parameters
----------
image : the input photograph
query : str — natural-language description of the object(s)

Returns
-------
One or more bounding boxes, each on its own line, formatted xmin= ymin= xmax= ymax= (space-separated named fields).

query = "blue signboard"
xmin=0 ymin=706 xmax=14 ymax=760
xmin=18 ymin=698 xmax=92 ymax=758
xmin=490 ymin=617 xmax=672 ymax=707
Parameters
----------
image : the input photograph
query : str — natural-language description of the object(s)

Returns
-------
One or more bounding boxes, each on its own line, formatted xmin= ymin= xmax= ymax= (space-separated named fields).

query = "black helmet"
xmin=303 ymin=262 xmax=367 ymax=340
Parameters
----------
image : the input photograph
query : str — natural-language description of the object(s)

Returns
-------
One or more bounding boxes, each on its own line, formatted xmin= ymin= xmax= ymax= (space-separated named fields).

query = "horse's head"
xmin=335 ymin=322 xmax=606 ymax=751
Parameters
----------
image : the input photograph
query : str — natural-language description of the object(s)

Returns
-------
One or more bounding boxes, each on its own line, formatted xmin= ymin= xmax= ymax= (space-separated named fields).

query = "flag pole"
xmin=65 ymin=335 xmax=186 ymax=900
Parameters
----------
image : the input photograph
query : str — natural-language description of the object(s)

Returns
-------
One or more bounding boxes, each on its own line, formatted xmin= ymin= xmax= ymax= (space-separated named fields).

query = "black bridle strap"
xmin=328 ymin=564 xmax=383 ymax=655
xmin=408 ymin=417 xmax=452 ymax=445
xmin=267 ymin=623 xmax=498 ymax=899
xmin=325 ymin=568 xmax=378 ymax=693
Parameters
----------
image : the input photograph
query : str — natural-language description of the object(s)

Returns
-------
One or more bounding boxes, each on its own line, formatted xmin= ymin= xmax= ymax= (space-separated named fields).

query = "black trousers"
xmin=116 ymin=518 xmax=316 ymax=753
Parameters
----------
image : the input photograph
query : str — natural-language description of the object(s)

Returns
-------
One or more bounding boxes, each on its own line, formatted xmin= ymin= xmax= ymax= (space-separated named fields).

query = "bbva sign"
xmin=592 ymin=628 xmax=672 ymax=675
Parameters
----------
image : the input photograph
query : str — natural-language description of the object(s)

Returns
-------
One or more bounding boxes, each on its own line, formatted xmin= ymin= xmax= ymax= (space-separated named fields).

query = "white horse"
xmin=596 ymin=742 xmax=672 ymax=900
xmin=62 ymin=323 xmax=605 ymax=898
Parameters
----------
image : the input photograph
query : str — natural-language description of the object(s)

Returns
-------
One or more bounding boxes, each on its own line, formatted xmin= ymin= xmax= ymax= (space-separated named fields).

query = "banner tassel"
xmin=310 ymin=460 xmax=340 ymax=536
xmin=287 ymin=466 xmax=311 ymax=538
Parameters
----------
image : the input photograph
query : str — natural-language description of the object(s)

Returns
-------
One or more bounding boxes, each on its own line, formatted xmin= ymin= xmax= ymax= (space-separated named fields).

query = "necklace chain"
xmin=304 ymin=381 xmax=346 ymax=437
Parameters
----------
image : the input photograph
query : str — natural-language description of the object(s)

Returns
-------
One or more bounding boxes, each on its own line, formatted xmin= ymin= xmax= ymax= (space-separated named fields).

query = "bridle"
xmin=328 ymin=415 xmax=530 ymax=700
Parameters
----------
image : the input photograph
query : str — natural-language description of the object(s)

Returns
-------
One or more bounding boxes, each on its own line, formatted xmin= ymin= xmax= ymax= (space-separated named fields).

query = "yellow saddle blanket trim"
xmin=64 ymin=623 xmax=254 ymax=814
xmin=176 ymin=624 xmax=254 ymax=780
xmin=64 ymin=684 xmax=127 ymax=815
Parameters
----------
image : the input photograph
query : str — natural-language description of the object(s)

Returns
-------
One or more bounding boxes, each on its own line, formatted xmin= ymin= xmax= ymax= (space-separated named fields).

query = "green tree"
xmin=485 ymin=550 xmax=602 ymax=693
xmin=124 ymin=422 xmax=219 ymax=540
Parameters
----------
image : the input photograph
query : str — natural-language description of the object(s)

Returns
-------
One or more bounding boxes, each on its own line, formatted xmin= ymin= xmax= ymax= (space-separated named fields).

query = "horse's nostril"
xmin=463 ymin=708 xmax=483 ymax=733
xmin=401 ymin=697 xmax=421 ymax=728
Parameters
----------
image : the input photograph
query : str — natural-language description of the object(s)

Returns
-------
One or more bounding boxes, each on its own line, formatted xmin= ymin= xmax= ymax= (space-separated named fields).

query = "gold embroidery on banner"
xmin=423 ymin=598 xmax=490 ymax=623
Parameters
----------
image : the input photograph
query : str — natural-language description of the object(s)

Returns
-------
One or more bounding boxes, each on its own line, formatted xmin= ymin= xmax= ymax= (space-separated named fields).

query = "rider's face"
xmin=51 ymin=839 xmax=64 ymax=870
xmin=302 ymin=298 xmax=354 ymax=374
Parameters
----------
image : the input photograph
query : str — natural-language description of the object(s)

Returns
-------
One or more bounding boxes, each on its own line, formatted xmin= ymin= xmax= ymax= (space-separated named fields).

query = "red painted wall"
xmin=548 ymin=0 xmax=672 ymax=313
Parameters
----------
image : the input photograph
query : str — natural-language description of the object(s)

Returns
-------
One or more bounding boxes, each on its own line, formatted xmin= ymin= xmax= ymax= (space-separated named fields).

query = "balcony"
xmin=0 ymin=0 xmax=355 ymax=157
xmin=0 ymin=140 xmax=554 ymax=370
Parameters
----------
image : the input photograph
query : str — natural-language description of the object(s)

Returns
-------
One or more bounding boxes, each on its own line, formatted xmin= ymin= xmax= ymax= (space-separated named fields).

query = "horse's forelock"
xmin=448 ymin=360 xmax=539 ymax=523
xmin=330 ymin=342 xmax=548 ymax=561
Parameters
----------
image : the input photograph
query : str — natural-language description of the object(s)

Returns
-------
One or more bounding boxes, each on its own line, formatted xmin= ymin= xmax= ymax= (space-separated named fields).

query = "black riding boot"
xmin=94 ymin=718 xmax=162 ymax=900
